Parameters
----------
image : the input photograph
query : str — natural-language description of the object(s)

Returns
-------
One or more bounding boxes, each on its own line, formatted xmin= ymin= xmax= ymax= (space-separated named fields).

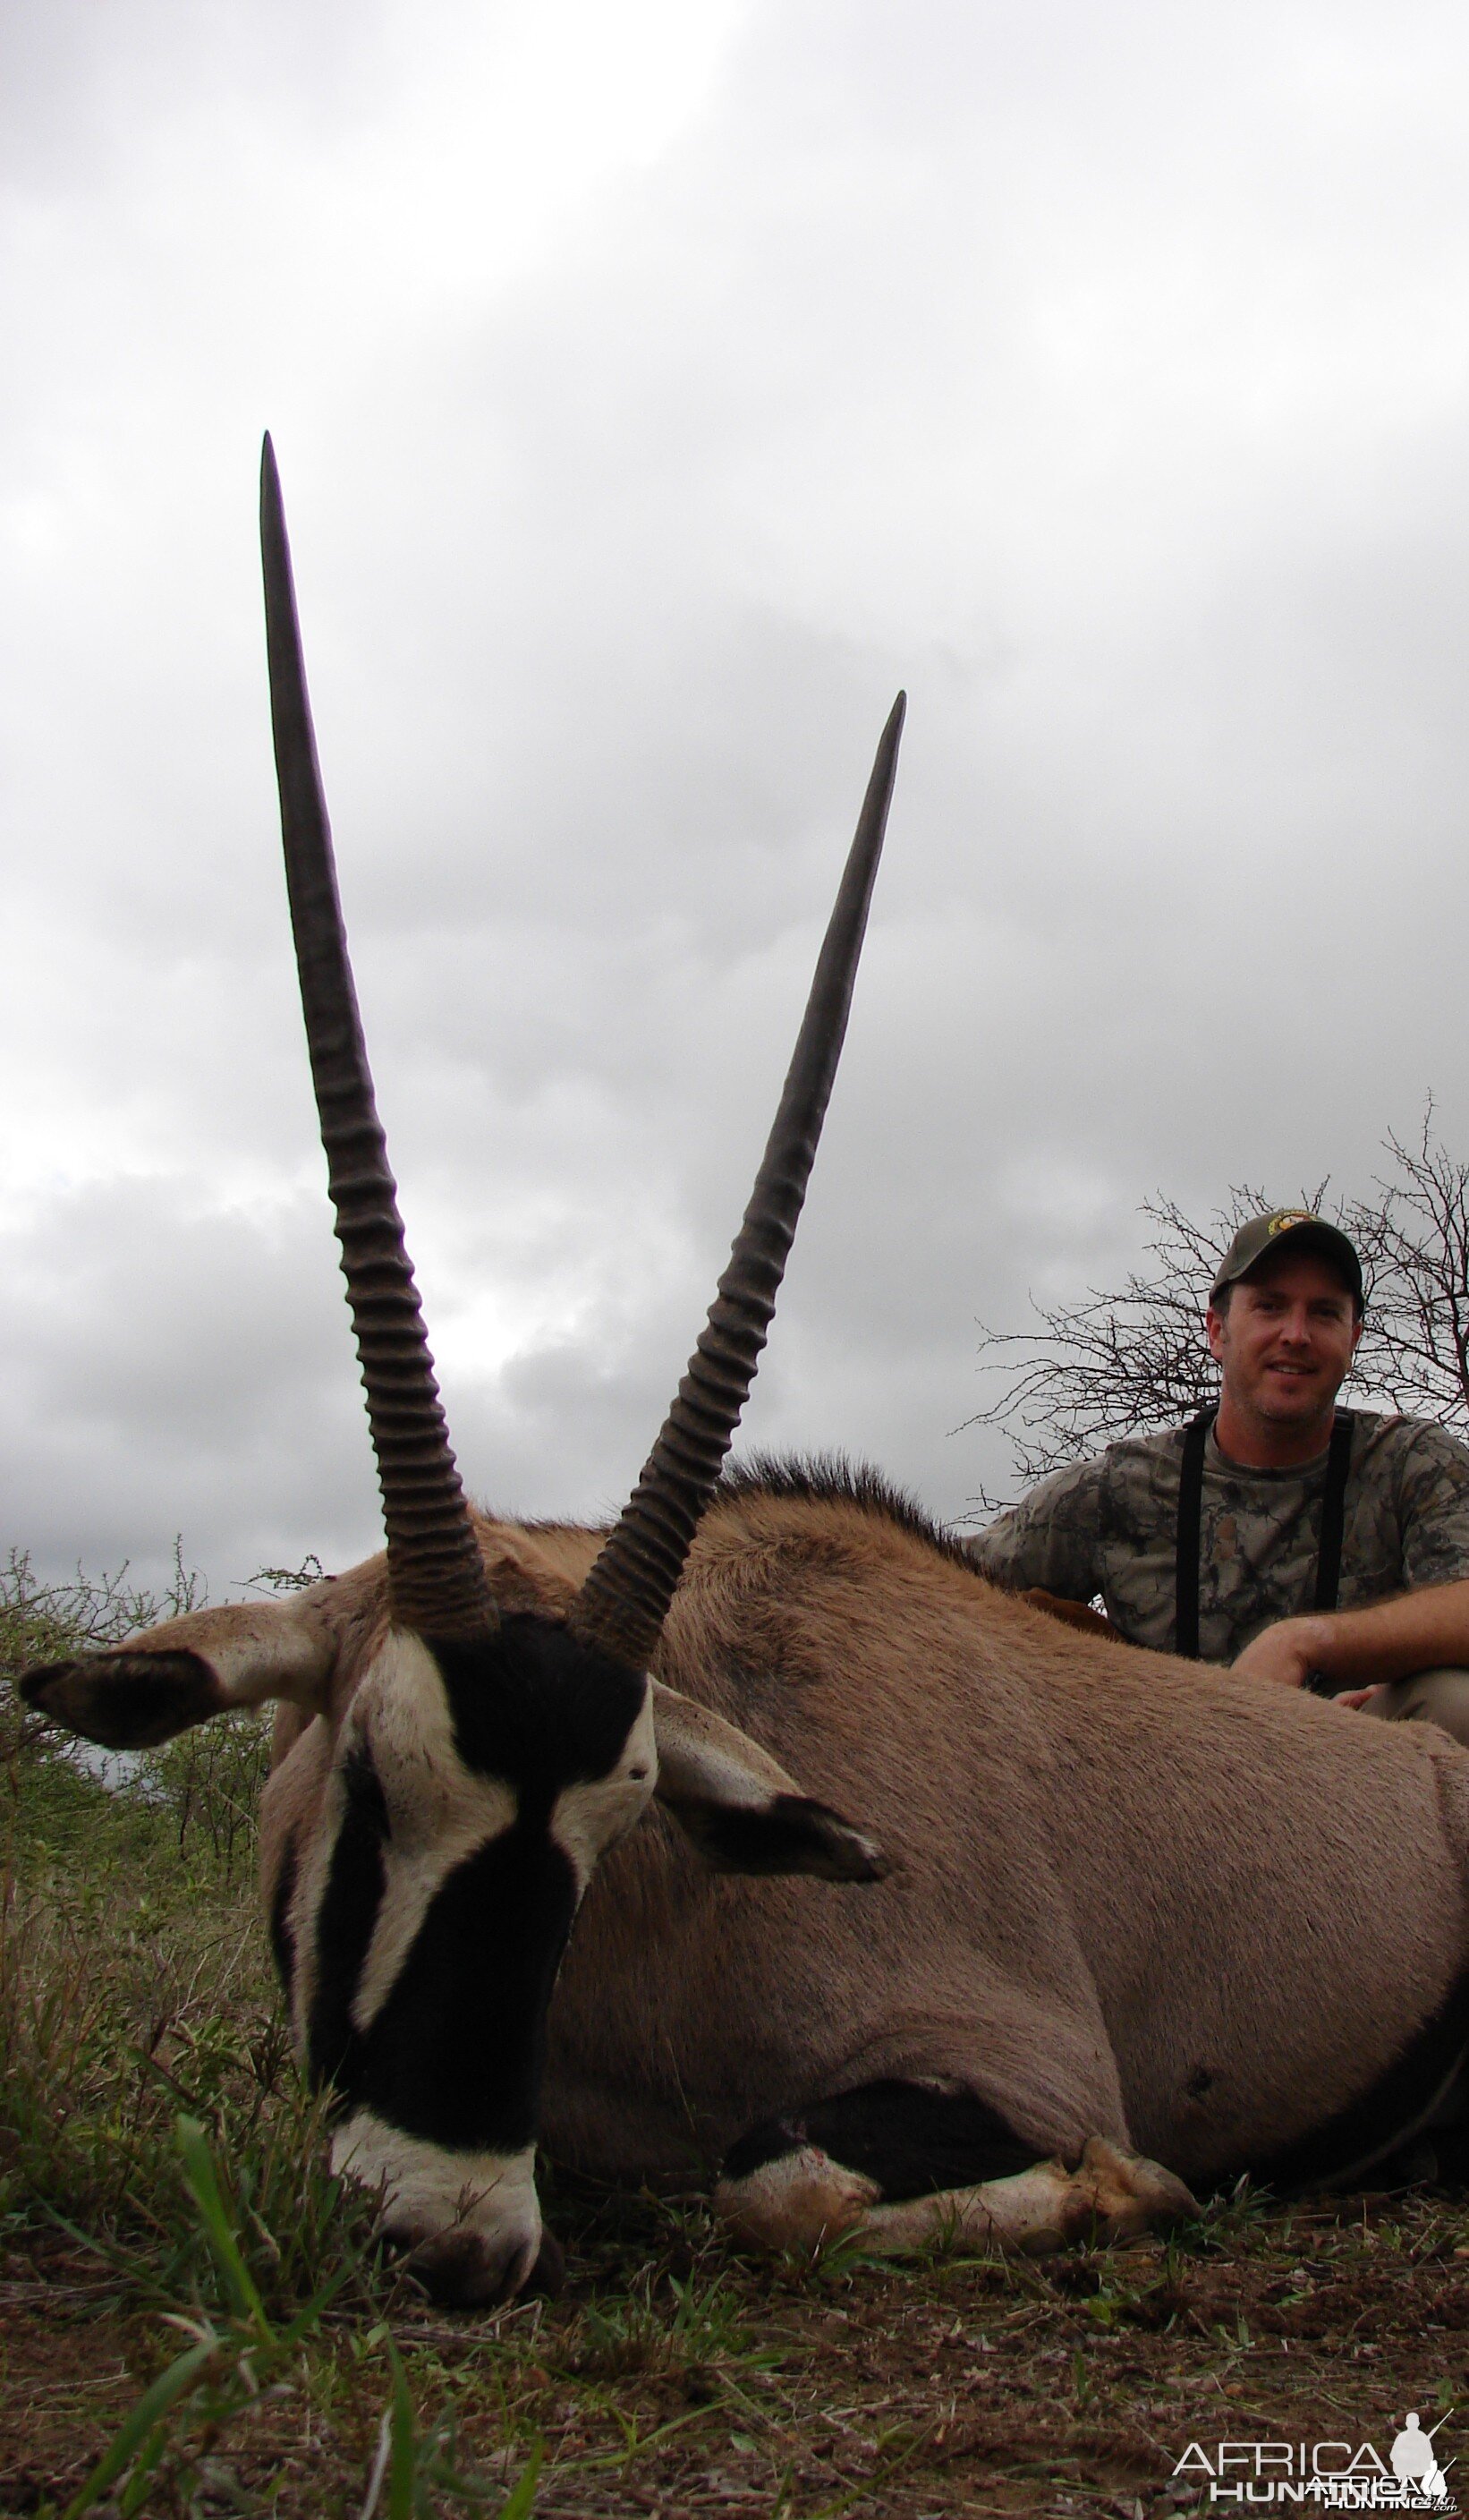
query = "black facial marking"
xmin=429 ymin=1616 xmax=645 ymax=1794
xmin=349 ymin=1821 xmax=579 ymax=2153
xmin=308 ymin=1744 xmax=390 ymax=2092
xmin=307 ymin=1615 xmax=644 ymax=2153
xmin=268 ymin=1834 xmax=299 ymax=1994
xmin=1185 ymin=2066 xmax=1216 ymax=2099
xmin=724 ymin=2081 xmax=1040 ymax=2201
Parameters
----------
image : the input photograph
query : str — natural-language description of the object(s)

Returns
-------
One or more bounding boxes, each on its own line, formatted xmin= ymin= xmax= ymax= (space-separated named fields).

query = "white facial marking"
xmin=550 ymin=1688 xmax=658 ymax=1892
xmin=288 ymin=1630 xmax=517 ymax=2048
xmin=289 ymin=1745 xmax=346 ymax=2050
xmin=331 ymin=2107 xmax=541 ymax=2287
xmin=293 ymin=1640 xmax=658 ymax=2084
xmin=348 ymin=1631 xmax=518 ymax=2033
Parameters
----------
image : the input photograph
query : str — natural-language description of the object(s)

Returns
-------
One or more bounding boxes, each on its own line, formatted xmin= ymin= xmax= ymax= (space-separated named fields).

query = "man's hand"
xmin=1230 ymin=1626 xmax=1385 ymax=1709
xmin=1231 ymin=1616 xmax=1329 ymax=1690
xmin=1231 ymin=1581 xmax=1469 ymax=1700
xmin=1229 ymin=1622 xmax=1390 ymax=1703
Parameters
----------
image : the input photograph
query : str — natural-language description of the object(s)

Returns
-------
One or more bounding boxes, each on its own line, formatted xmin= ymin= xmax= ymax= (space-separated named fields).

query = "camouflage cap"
xmin=1210 ymin=1210 xmax=1364 ymax=1308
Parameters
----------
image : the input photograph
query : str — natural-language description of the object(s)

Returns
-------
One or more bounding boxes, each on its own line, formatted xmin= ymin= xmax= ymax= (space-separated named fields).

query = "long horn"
xmin=571 ymin=694 xmax=905 ymax=1671
xmin=259 ymin=436 xmax=494 ymax=1642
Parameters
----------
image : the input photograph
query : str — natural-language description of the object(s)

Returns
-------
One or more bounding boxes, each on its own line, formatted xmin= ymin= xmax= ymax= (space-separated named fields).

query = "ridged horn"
xmin=259 ymin=435 xmax=494 ymax=1642
xmin=571 ymin=694 xmax=905 ymax=1671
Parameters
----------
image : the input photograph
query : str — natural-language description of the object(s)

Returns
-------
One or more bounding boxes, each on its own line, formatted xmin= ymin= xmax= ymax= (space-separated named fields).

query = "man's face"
xmin=1206 ymin=1249 xmax=1362 ymax=1436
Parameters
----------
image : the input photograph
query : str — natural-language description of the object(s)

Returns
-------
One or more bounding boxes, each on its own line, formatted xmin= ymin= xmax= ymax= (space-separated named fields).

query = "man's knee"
xmin=1363 ymin=1667 xmax=1469 ymax=1750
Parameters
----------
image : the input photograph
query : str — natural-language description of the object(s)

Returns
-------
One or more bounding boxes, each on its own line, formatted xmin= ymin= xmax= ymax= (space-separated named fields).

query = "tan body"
xmin=260 ymin=1478 xmax=1469 ymax=2203
xmin=55 ymin=469 xmax=1451 ymax=2283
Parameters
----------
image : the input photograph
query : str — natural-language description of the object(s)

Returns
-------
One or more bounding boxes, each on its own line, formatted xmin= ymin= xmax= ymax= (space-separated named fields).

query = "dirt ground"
xmin=2 ymin=2186 xmax=1466 ymax=2518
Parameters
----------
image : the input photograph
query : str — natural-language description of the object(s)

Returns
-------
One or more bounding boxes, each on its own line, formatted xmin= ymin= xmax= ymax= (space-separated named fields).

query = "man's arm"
xmin=1230 ymin=1581 xmax=1469 ymax=1693
xmin=963 ymin=1456 xmax=1108 ymax=1604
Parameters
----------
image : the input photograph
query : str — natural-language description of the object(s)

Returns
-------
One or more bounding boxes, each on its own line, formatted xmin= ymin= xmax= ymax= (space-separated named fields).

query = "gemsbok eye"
xmin=21 ymin=447 xmax=1458 ymax=2335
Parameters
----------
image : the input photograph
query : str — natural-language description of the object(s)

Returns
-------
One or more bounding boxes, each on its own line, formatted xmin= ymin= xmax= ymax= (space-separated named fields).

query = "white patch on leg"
xmin=715 ymin=2143 xmax=882 ymax=2252
xmin=844 ymin=2158 xmax=1080 ymax=2253
xmin=845 ymin=2138 xmax=1199 ymax=2257
xmin=332 ymin=2107 xmax=542 ymax=2290
xmin=717 ymin=2135 xmax=1197 ymax=2259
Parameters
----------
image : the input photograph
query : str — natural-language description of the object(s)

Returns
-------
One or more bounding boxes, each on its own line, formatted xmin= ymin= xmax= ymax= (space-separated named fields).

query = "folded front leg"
xmin=714 ymin=2081 xmax=1197 ymax=2257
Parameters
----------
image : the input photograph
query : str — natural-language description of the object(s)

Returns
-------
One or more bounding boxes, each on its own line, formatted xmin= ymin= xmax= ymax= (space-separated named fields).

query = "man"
xmin=967 ymin=1208 xmax=1469 ymax=1744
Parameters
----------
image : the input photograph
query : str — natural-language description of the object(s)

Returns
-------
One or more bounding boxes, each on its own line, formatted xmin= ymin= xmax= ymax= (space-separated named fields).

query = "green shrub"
xmin=0 ymin=1545 xmax=322 ymax=1879
xmin=0 ymin=1546 xmax=324 ymax=2257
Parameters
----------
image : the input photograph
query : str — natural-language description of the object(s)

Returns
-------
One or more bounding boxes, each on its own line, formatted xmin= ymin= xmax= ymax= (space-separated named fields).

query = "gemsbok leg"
xmin=714 ymin=2081 xmax=1198 ymax=2256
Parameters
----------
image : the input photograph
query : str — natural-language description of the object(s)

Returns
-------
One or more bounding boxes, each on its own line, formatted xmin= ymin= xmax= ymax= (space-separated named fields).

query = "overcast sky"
xmin=5 ymin=0 xmax=1469 ymax=1596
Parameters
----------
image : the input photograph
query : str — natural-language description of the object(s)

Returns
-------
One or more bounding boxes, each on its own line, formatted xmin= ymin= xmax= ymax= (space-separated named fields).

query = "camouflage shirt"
xmin=965 ymin=1410 xmax=1469 ymax=1662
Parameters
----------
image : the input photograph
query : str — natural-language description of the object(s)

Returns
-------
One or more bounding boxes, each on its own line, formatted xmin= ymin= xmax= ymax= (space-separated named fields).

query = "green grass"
xmin=2 ymin=1559 xmax=561 ymax=2513
xmin=4 ymin=1555 xmax=1469 ymax=2516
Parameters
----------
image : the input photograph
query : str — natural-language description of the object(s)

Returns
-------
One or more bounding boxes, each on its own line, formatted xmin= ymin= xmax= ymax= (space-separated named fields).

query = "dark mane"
xmin=716 ymin=1452 xmax=978 ymax=1572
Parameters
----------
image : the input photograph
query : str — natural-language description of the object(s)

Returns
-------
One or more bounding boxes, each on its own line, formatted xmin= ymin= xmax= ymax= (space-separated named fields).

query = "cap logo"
xmin=1267 ymin=1210 xmax=1316 ymax=1234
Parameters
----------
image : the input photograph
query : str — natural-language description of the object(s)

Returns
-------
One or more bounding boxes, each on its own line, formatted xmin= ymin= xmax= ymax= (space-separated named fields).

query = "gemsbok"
xmin=23 ymin=446 xmax=1469 ymax=2305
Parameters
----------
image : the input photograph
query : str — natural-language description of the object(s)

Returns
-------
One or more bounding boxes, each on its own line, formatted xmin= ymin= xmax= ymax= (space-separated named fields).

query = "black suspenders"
xmin=1312 ymin=1409 xmax=1355 ymax=1622
xmin=1174 ymin=1407 xmax=1354 ymax=1669
xmin=1174 ymin=1409 xmax=1212 ymax=1664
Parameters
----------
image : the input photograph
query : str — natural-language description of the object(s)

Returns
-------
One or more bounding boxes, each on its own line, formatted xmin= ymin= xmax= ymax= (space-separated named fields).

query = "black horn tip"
xmin=260 ymin=439 xmax=286 ymax=551
xmin=568 ymin=686 xmax=904 ymax=1664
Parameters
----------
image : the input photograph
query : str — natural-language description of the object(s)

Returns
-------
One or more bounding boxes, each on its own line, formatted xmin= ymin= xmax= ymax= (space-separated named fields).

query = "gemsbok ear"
xmin=19 ymin=1594 xmax=335 ymax=1751
xmin=649 ymin=1681 xmax=887 ymax=1882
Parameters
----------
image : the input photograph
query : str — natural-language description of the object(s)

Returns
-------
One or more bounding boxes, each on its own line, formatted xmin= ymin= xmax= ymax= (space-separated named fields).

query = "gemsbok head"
xmin=24 ymin=441 xmax=903 ymax=2303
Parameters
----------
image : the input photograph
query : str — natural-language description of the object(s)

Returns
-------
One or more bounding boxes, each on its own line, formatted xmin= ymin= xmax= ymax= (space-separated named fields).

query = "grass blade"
xmin=386 ymin=2339 xmax=418 ymax=2520
xmin=496 ymin=2441 xmax=544 ymax=2518
xmin=359 ymin=2408 xmax=393 ymax=2520
xmin=59 ymin=2337 xmax=216 ymax=2519
xmin=175 ymin=2113 xmax=273 ymax=2337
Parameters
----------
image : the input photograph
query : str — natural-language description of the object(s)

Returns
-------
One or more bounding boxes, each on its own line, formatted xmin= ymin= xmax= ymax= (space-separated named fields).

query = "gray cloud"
xmin=6 ymin=0 xmax=1469 ymax=1593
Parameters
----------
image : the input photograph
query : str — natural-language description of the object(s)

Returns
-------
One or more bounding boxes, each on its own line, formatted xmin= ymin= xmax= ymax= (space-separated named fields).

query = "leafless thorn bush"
xmin=966 ymin=1105 xmax=1469 ymax=1508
